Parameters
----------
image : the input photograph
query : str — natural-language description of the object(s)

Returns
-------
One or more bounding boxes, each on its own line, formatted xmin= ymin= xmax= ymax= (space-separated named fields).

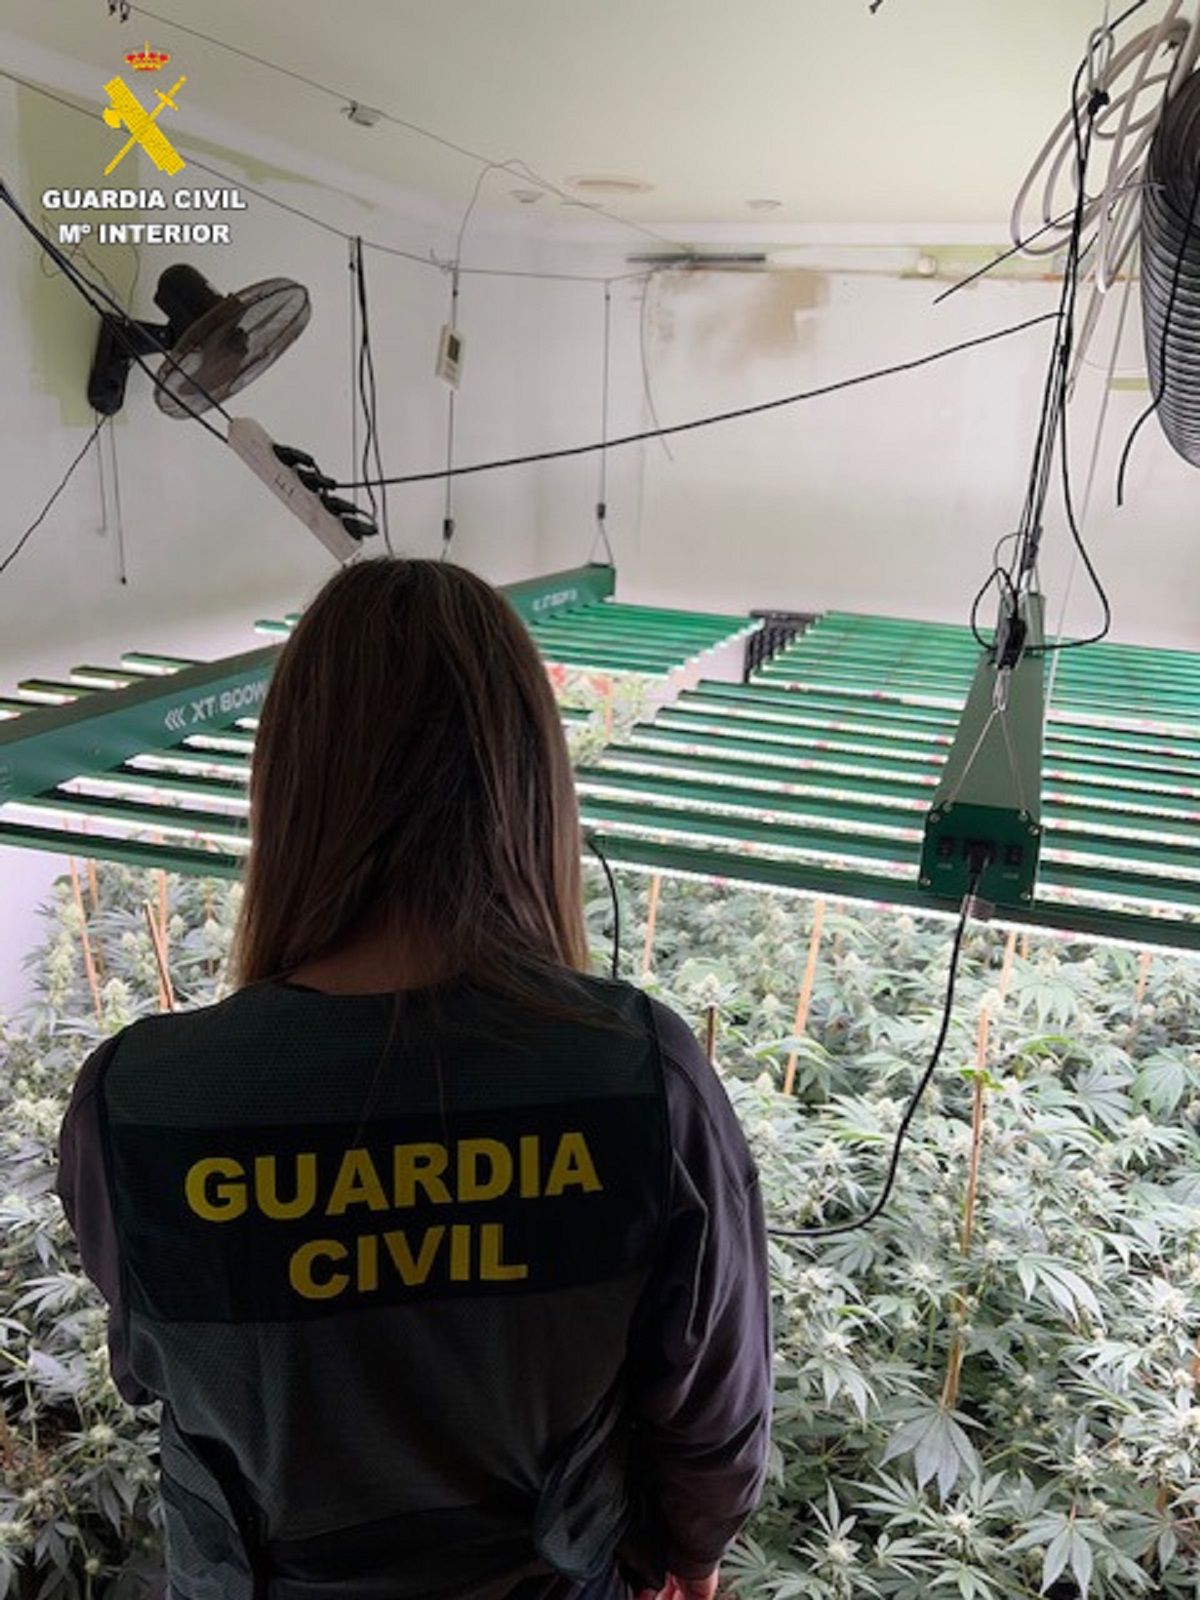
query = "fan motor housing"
xmin=153 ymin=265 xmax=224 ymax=344
xmin=85 ymin=265 xmax=310 ymax=418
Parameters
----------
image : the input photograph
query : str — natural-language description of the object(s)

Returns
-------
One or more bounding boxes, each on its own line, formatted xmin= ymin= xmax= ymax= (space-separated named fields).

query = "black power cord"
xmin=332 ymin=313 xmax=1058 ymax=492
xmin=585 ymin=837 xmax=983 ymax=1238
xmin=768 ymin=876 xmax=980 ymax=1240
xmin=585 ymin=834 xmax=621 ymax=981
xmin=0 ymin=418 xmax=107 ymax=577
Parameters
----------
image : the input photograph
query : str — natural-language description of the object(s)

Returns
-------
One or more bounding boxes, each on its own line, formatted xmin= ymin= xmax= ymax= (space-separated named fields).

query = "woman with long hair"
xmin=57 ymin=559 xmax=772 ymax=1600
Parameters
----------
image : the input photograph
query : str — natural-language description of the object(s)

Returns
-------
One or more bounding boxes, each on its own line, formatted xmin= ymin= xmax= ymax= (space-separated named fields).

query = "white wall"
xmin=535 ymin=258 xmax=1200 ymax=651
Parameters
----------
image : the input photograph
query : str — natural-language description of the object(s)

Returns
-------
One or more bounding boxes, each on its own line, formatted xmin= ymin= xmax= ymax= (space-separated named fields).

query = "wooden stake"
xmin=704 ymin=1004 xmax=718 ymax=1065
xmin=84 ymin=857 xmax=105 ymax=981
xmin=641 ymin=872 xmax=662 ymax=978
xmin=961 ymin=1013 xmax=991 ymax=1255
xmin=782 ymin=898 xmax=827 ymax=1097
xmin=998 ymin=926 xmax=1019 ymax=1002
xmin=143 ymin=901 xmax=176 ymax=1012
xmin=1135 ymin=949 xmax=1152 ymax=1007
xmin=68 ymin=859 xmax=103 ymax=1024
xmin=943 ymin=933 xmax=1015 ymax=1412
xmin=1019 ymin=931 xmax=1030 ymax=962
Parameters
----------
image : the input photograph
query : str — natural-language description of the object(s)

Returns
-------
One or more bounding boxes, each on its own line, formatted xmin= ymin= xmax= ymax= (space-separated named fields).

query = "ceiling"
xmin=0 ymin=0 xmax=1181 ymax=237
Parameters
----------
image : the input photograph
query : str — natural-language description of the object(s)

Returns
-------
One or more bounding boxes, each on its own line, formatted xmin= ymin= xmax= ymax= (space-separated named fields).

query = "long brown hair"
xmin=235 ymin=558 xmax=589 ymax=992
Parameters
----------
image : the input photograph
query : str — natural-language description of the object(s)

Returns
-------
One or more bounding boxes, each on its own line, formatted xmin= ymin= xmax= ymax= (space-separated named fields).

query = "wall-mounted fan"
xmin=86 ymin=264 xmax=310 ymax=417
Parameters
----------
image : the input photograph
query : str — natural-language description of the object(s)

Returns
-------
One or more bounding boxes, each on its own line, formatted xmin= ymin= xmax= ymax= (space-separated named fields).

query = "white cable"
xmin=1011 ymin=0 xmax=1200 ymax=341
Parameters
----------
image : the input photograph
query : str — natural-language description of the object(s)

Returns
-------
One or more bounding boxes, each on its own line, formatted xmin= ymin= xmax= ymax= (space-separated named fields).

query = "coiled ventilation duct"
xmin=1142 ymin=68 xmax=1200 ymax=468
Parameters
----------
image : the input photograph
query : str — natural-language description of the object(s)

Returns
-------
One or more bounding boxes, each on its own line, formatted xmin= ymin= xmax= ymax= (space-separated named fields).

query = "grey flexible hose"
xmin=1141 ymin=67 xmax=1200 ymax=466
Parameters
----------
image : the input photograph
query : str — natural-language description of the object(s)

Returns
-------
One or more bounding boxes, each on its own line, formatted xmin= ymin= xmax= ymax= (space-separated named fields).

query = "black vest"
xmin=98 ymin=976 xmax=671 ymax=1600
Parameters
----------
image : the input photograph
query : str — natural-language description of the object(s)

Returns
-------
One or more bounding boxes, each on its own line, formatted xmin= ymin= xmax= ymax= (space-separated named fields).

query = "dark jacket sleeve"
xmin=55 ymin=1035 xmax=151 ymax=1406
xmin=627 ymin=999 xmax=773 ymax=1579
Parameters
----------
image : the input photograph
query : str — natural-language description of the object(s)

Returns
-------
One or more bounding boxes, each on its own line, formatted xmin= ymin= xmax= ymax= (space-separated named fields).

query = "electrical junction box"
xmin=919 ymin=591 xmax=1045 ymax=909
xmin=436 ymin=324 xmax=464 ymax=389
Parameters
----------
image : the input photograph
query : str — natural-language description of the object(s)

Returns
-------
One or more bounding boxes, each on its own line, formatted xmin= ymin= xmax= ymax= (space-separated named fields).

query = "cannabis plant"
xmin=0 ymin=866 xmax=236 ymax=1600
xmin=3 ymin=861 xmax=1199 ymax=1600
xmin=631 ymin=877 xmax=1200 ymax=1600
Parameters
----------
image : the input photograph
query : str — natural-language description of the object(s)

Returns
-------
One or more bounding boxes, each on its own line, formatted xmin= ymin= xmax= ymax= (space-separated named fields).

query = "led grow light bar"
xmin=7 ymin=597 xmax=1200 ymax=952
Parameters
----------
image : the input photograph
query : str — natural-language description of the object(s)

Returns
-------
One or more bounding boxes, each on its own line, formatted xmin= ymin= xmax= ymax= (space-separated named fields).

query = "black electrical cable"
xmin=971 ymin=4 xmax=1154 ymax=637
xmin=333 ymin=313 xmax=1058 ymax=491
xmin=1021 ymin=76 xmax=1095 ymax=563
xmin=1010 ymin=75 xmax=1097 ymax=586
xmin=1041 ymin=383 xmax=1113 ymax=650
xmin=1115 ymin=165 xmax=1200 ymax=508
xmin=353 ymin=238 xmax=393 ymax=553
xmin=767 ymin=881 xmax=978 ymax=1240
xmin=581 ymin=840 xmax=981 ymax=1240
xmin=352 ymin=243 xmax=375 ymax=531
xmin=933 ymin=209 xmax=1080 ymax=306
xmin=1030 ymin=84 xmax=1114 ymax=652
xmin=973 ymin=55 xmax=1112 ymax=659
xmin=0 ymin=181 xmax=230 ymax=442
xmin=0 ymin=418 xmax=106 ymax=577
xmin=1046 ymin=89 xmax=1124 ymax=642
xmin=969 ymin=563 xmax=1019 ymax=651
xmin=585 ymin=834 xmax=621 ymax=981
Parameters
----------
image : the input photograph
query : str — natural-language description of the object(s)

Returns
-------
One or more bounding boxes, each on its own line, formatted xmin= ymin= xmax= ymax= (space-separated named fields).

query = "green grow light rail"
xmin=254 ymin=593 xmax=757 ymax=681
xmin=0 ymin=563 xmax=757 ymax=879
xmin=575 ymin=609 xmax=1200 ymax=952
xmin=0 ymin=565 xmax=619 ymax=811
xmin=7 ymin=591 xmax=1200 ymax=953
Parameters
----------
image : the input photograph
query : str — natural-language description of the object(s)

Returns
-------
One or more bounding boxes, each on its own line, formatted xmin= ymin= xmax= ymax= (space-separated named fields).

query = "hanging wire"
xmin=768 ymin=875 xmax=981 ymax=1239
xmin=335 ymin=311 xmax=1059 ymax=491
xmin=1 ymin=419 xmax=107 ymax=577
xmin=1044 ymin=268 xmax=1133 ymax=701
xmin=348 ymin=238 xmax=359 ymax=510
xmin=639 ymin=270 xmax=675 ymax=461
xmin=585 ymin=835 xmax=621 ymax=980
xmin=108 ymin=419 xmax=128 ymax=586
xmin=589 ymin=282 xmax=616 ymax=566
xmin=442 ymin=269 xmax=460 ymax=558
xmin=352 ymin=237 xmax=394 ymax=553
